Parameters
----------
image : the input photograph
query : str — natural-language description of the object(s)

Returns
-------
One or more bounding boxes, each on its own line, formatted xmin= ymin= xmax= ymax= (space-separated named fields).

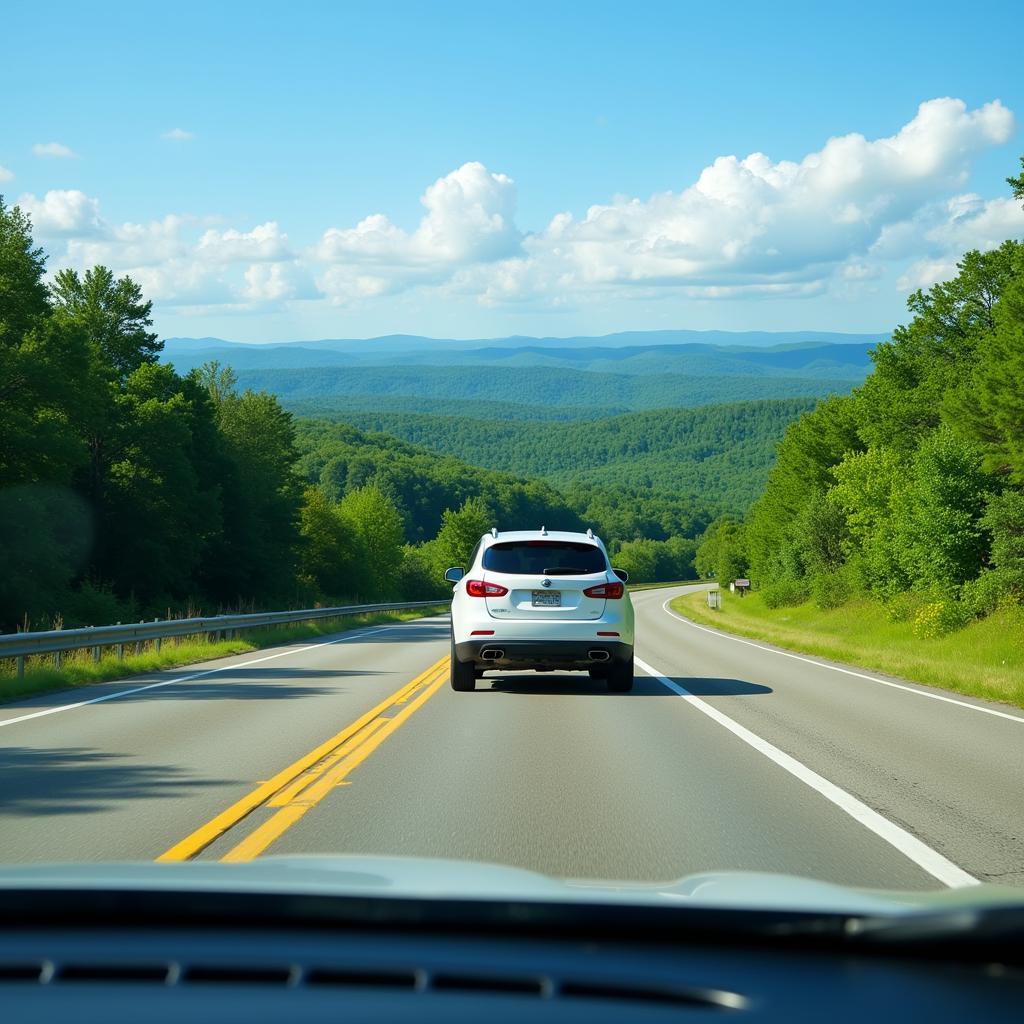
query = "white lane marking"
xmin=636 ymin=656 xmax=978 ymax=889
xmin=0 ymin=621 xmax=442 ymax=729
xmin=661 ymin=598 xmax=1024 ymax=726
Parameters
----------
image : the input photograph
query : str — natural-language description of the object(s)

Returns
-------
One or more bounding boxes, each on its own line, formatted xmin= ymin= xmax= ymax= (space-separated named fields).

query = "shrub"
xmin=810 ymin=569 xmax=853 ymax=610
xmin=62 ymin=581 xmax=135 ymax=629
xmin=762 ymin=577 xmax=810 ymax=609
xmin=960 ymin=569 xmax=1023 ymax=618
xmin=912 ymin=600 xmax=972 ymax=639
xmin=884 ymin=591 xmax=927 ymax=623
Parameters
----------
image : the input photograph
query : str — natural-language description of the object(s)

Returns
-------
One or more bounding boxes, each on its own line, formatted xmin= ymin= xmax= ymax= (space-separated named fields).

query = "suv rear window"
xmin=483 ymin=541 xmax=607 ymax=575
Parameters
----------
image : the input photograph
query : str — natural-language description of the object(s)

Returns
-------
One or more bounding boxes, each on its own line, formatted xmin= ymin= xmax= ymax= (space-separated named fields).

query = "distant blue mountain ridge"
xmin=161 ymin=329 xmax=882 ymax=380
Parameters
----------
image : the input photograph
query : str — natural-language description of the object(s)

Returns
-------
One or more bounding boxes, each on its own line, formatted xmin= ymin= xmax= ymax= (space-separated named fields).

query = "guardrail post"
xmin=116 ymin=643 xmax=124 ymax=661
xmin=16 ymin=656 xmax=24 ymax=680
xmin=155 ymin=637 xmax=162 ymax=653
xmin=92 ymin=646 xmax=101 ymax=662
xmin=53 ymin=650 xmax=61 ymax=669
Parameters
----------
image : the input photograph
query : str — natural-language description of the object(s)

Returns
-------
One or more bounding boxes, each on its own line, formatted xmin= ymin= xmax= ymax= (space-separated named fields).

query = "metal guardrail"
xmin=0 ymin=601 xmax=444 ymax=678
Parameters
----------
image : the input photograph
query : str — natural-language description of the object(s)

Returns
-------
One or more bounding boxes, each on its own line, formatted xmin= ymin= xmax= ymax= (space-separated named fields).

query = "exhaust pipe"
xmin=480 ymin=648 xmax=504 ymax=661
xmin=588 ymin=649 xmax=610 ymax=662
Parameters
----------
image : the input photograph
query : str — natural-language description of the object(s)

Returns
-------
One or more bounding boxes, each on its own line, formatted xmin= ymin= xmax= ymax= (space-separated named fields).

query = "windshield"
xmin=1 ymin=0 xmax=1022 ymax=926
xmin=483 ymin=542 xmax=608 ymax=575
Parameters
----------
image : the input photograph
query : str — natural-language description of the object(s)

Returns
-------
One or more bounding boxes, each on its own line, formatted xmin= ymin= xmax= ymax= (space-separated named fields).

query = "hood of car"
xmin=0 ymin=854 xmax=1019 ymax=917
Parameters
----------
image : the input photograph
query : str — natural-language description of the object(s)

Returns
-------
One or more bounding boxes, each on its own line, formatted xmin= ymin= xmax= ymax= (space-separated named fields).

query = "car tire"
xmin=450 ymin=639 xmax=476 ymax=692
xmin=606 ymin=655 xmax=634 ymax=693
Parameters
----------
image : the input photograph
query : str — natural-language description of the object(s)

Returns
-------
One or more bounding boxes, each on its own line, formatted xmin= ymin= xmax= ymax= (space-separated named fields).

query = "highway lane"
xmin=0 ymin=586 xmax=1021 ymax=889
xmin=0 ymin=619 xmax=450 ymax=863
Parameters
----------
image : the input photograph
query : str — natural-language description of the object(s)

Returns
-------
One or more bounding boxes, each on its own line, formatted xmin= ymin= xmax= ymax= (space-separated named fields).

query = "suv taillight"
xmin=466 ymin=579 xmax=509 ymax=598
xmin=583 ymin=581 xmax=624 ymax=599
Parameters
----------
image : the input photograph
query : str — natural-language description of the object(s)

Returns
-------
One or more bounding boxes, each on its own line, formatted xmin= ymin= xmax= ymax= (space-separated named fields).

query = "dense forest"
xmin=327 ymin=400 xmax=814 ymax=509
xmin=234 ymin=364 xmax=854 ymax=412
xmin=287 ymin=395 xmax=631 ymax=422
xmin=698 ymin=160 xmax=1024 ymax=637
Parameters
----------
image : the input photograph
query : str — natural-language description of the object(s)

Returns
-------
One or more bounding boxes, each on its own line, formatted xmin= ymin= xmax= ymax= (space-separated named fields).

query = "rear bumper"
xmin=454 ymin=638 xmax=633 ymax=670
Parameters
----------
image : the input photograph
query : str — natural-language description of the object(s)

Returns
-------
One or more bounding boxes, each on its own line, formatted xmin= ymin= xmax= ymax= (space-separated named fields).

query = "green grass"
xmin=672 ymin=590 xmax=1024 ymax=709
xmin=0 ymin=607 xmax=447 ymax=705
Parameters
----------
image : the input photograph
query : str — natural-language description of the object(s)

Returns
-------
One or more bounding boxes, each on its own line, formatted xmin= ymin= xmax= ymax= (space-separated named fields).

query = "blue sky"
xmin=2 ymin=0 xmax=1022 ymax=342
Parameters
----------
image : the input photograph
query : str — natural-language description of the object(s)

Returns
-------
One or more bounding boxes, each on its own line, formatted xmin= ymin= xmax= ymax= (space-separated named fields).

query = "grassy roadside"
xmin=672 ymin=589 xmax=1024 ymax=709
xmin=0 ymin=606 xmax=448 ymax=706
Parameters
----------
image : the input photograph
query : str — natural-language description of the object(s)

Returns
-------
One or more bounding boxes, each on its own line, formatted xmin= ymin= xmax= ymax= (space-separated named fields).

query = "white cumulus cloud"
xmin=162 ymin=128 xmax=194 ymax=141
xmin=197 ymin=222 xmax=292 ymax=264
xmin=243 ymin=261 xmax=318 ymax=302
xmin=315 ymin=162 xmax=521 ymax=302
xmin=32 ymin=142 xmax=77 ymax=158
xmin=64 ymin=214 xmax=189 ymax=268
xmin=484 ymin=97 xmax=1015 ymax=303
xmin=18 ymin=190 xmax=103 ymax=236
xmin=0 ymin=165 xmax=14 ymax=183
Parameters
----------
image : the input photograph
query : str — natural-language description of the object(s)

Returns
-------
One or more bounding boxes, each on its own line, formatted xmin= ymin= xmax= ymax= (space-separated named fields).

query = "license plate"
xmin=532 ymin=590 xmax=561 ymax=607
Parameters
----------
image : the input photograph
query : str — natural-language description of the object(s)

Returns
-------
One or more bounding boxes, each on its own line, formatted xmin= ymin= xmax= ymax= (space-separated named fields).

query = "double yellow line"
xmin=158 ymin=655 xmax=449 ymax=863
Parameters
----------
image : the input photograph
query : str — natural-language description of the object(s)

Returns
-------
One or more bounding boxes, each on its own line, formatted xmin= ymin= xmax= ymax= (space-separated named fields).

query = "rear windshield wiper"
xmin=543 ymin=566 xmax=596 ymax=575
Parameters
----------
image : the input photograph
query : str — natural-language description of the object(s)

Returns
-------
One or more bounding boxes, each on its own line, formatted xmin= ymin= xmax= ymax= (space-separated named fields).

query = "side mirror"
xmin=612 ymin=567 xmax=629 ymax=583
xmin=444 ymin=566 xmax=465 ymax=584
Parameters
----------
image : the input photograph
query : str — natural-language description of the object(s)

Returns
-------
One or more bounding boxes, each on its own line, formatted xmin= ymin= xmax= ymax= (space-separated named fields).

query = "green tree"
xmin=981 ymin=490 xmax=1024 ymax=594
xmin=205 ymin=384 xmax=303 ymax=603
xmin=0 ymin=199 xmax=91 ymax=626
xmin=696 ymin=517 xmax=748 ymax=583
xmin=396 ymin=544 xmax=447 ymax=600
xmin=828 ymin=446 xmax=909 ymax=596
xmin=1007 ymin=155 xmax=1024 ymax=203
xmin=857 ymin=242 xmax=1021 ymax=452
xmin=0 ymin=199 xmax=88 ymax=488
xmin=297 ymin=486 xmax=362 ymax=600
xmin=744 ymin=394 xmax=862 ymax=582
xmin=338 ymin=485 xmax=406 ymax=599
xmin=892 ymin=428 xmax=993 ymax=590
xmin=0 ymin=196 xmax=49 ymax=344
xmin=98 ymin=363 xmax=222 ymax=603
xmin=613 ymin=538 xmax=660 ymax=583
xmin=50 ymin=265 xmax=161 ymax=379
xmin=944 ymin=265 xmax=1024 ymax=482
xmin=431 ymin=496 xmax=493 ymax=577
xmin=0 ymin=484 xmax=93 ymax=628
xmin=794 ymin=491 xmax=848 ymax=577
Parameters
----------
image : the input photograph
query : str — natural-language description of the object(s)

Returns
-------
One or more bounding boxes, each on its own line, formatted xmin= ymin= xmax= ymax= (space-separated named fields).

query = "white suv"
xmin=445 ymin=528 xmax=635 ymax=693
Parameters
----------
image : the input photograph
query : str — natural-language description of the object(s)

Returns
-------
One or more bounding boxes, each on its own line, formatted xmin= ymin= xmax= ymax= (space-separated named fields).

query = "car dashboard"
xmin=0 ymin=887 xmax=1021 ymax=1022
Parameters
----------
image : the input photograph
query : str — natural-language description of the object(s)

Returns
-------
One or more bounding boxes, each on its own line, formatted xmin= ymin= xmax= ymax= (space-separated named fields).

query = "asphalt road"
xmin=1 ymin=585 xmax=1021 ymax=890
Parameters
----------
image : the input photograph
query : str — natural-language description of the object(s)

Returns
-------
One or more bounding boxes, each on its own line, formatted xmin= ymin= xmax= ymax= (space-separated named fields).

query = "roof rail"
xmin=540 ymin=525 xmax=547 ymax=535
xmin=490 ymin=527 xmax=498 ymax=538
xmin=586 ymin=528 xmax=594 ymax=539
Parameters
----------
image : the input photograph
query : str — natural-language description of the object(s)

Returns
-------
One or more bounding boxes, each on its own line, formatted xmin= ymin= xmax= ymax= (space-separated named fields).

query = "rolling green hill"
xmin=284 ymin=395 xmax=628 ymax=421
xmin=293 ymin=419 xmax=715 ymax=544
xmin=319 ymin=398 xmax=814 ymax=511
xmin=241 ymin=365 xmax=853 ymax=414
